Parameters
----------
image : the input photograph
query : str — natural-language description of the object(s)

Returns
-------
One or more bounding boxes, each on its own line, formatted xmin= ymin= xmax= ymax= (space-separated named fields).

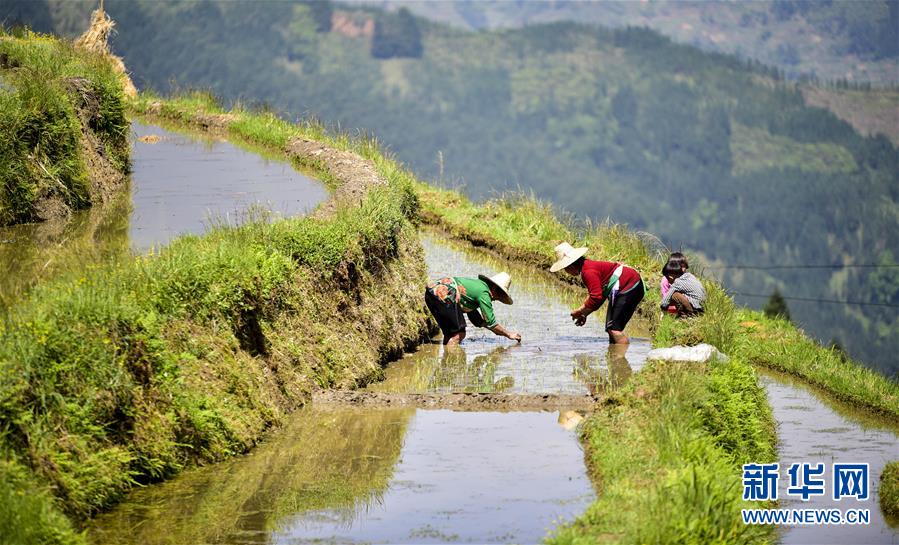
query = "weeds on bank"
xmin=0 ymin=31 xmax=128 ymax=225
xmin=881 ymin=461 xmax=899 ymax=520
xmin=0 ymin=457 xmax=81 ymax=545
xmin=734 ymin=310 xmax=899 ymax=418
xmin=547 ymin=358 xmax=776 ymax=545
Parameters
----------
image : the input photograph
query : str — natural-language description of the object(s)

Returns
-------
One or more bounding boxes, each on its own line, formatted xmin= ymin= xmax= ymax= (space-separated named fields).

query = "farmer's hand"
xmin=491 ymin=324 xmax=521 ymax=343
xmin=571 ymin=308 xmax=589 ymax=327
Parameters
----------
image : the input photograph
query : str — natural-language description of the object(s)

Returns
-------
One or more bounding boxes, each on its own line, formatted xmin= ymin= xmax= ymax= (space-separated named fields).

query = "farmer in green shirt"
xmin=424 ymin=272 xmax=521 ymax=345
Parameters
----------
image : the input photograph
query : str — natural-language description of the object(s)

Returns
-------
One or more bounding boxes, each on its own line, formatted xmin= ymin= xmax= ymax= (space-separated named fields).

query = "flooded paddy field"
xmin=87 ymin=233 xmax=631 ymax=544
xmin=0 ymin=121 xmax=326 ymax=305
xmin=128 ymin=122 xmax=327 ymax=249
xmin=88 ymin=407 xmax=593 ymax=545
xmin=762 ymin=371 xmax=899 ymax=544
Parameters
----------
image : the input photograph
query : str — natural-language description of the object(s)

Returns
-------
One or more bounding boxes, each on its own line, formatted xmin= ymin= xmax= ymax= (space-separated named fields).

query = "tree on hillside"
xmin=763 ymin=289 xmax=792 ymax=322
xmin=372 ymin=7 xmax=423 ymax=59
xmin=306 ymin=0 xmax=333 ymax=33
xmin=288 ymin=4 xmax=318 ymax=62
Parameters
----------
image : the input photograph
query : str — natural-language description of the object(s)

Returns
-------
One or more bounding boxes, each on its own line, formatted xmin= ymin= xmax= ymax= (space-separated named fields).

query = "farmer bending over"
xmin=659 ymin=261 xmax=706 ymax=317
xmin=424 ymin=272 xmax=521 ymax=345
xmin=550 ymin=242 xmax=645 ymax=345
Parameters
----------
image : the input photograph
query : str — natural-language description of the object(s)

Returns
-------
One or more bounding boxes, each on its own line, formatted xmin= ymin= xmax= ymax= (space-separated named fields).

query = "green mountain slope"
xmin=357 ymin=0 xmax=899 ymax=85
xmin=9 ymin=0 xmax=898 ymax=376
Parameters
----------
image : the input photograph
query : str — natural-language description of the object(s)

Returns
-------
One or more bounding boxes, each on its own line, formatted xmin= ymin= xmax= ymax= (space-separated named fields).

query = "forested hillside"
xmin=6 ymin=0 xmax=898 ymax=376
xmin=357 ymin=0 xmax=899 ymax=85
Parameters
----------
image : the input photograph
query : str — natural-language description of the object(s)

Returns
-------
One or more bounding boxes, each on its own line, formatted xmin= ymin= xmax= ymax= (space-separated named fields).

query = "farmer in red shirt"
xmin=550 ymin=242 xmax=645 ymax=344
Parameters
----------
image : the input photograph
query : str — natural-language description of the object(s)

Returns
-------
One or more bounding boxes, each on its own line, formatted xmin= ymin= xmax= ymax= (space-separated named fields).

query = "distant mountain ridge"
xmin=349 ymin=0 xmax=899 ymax=85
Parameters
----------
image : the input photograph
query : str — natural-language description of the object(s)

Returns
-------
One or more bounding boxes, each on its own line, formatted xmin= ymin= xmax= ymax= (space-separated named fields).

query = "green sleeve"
xmin=478 ymin=291 xmax=497 ymax=328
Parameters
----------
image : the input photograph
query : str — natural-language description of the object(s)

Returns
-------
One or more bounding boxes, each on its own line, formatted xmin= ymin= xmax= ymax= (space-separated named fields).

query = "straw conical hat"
xmin=478 ymin=272 xmax=513 ymax=305
xmin=549 ymin=242 xmax=588 ymax=273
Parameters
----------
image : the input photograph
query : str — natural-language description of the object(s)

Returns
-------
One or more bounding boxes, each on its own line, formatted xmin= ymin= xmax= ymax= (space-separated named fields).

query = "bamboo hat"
xmin=549 ymin=242 xmax=588 ymax=273
xmin=478 ymin=272 xmax=514 ymax=305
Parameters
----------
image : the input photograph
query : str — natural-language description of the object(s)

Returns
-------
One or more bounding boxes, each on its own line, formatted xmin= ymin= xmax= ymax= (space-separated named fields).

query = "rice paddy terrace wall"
xmin=0 ymin=30 xmax=130 ymax=226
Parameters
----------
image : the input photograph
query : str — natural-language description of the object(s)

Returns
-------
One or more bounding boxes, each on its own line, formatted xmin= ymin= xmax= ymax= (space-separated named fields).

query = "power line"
xmin=732 ymin=292 xmax=899 ymax=309
xmin=705 ymin=264 xmax=899 ymax=270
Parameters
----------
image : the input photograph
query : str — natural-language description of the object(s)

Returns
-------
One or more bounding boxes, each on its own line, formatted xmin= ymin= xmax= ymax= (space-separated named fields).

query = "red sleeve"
xmin=582 ymin=266 xmax=605 ymax=311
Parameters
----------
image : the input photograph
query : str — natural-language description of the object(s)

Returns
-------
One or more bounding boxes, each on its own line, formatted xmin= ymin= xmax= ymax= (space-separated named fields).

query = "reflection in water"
xmin=88 ymin=408 xmax=595 ymax=545
xmin=558 ymin=410 xmax=585 ymax=431
xmin=0 ymin=191 xmax=131 ymax=307
xmin=368 ymin=344 xmax=516 ymax=394
xmin=1 ymin=122 xmax=327 ymax=306
xmin=573 ymin=343 xmax=635 ymax=396
xmin=129 ymin=122 xmax=327 ymax=250
xmin=271 ymin=410 xmax=594 ymax=544
xmin=762 ymin=371 xmax=899 ymax=544
xmin=89 ymin=407 xmax=414 ymax=545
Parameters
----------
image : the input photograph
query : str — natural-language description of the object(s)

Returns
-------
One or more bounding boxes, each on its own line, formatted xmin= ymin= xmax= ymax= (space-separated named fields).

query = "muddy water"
xmin=88 ymin=235 xmax=609 ymax=544
xmin=368 ymin=233 xmax=652 ymax=395
xmin=761 ymin=371 xmax=899 ymax=544
xmin=0 ymin=122 xmax=326 ymax=304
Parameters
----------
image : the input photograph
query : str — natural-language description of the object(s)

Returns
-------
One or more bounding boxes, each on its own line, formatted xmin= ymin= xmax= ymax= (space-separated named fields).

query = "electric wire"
xmin=731 ymin=292 xmax=899 ymax=308
xmin=705 ymin=264 xmax=899 ymax=270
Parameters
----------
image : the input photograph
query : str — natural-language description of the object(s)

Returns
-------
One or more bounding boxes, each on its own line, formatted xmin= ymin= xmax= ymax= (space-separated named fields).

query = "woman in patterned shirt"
xmin=424 ymin=272 xmax=521 ymax=345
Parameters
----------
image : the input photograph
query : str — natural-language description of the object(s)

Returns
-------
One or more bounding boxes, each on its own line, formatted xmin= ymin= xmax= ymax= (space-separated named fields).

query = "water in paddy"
xmin=129 ymin=122 xmax=327 ymax=250
xmin=87 ymin=235 xmax=626 ymax=544
xmin=368 ymin=233 xmax=653 ymax=395
xmin=89 ymin=407 xmax=592 ymax=545
xmin=0 ymin=121 xmax=326 ymax=305
xmin=761 ymin=371 xmax=899 ymax=544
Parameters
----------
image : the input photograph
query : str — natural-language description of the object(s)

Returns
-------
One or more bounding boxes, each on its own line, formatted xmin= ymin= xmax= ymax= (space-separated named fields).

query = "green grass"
xmin=881 ymin=461 xmax=899 ymax=520
xmin=547 ymin=358 xmax=776 ymax=545
xmin=0 ymin=456 xmax=81 ymax=545
xmin=0 ymin=93 xmax=431 ymax=544
xmin=733 ymin=310 xmax=899 ymax=418
xmin=0 ymin=30 xmax=129 ymax=225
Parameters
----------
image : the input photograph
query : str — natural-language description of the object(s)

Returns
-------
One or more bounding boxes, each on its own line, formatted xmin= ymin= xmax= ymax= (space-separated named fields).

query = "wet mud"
xmin=313 ymin=389 xmax=598 ymax=411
